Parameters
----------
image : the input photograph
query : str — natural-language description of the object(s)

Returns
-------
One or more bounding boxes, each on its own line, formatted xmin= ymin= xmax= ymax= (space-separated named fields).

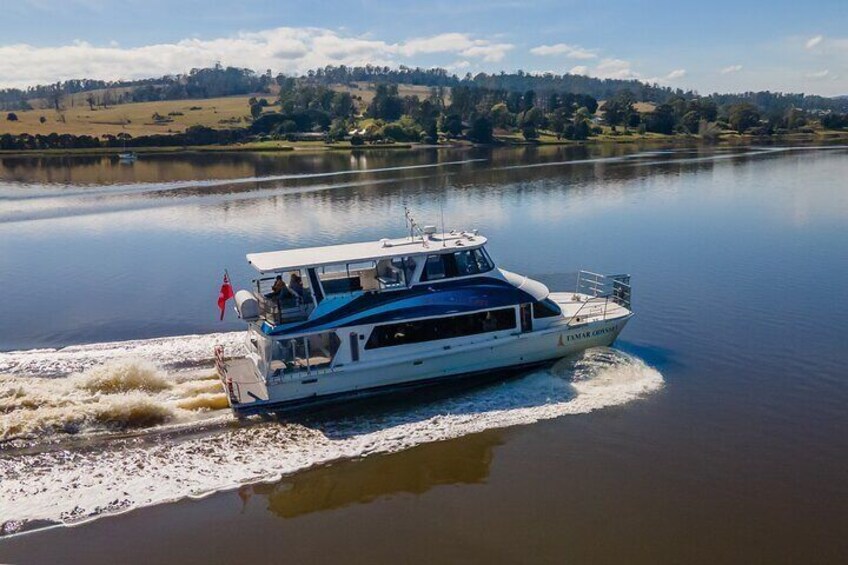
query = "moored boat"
xmin=216 ymin=224 xmax=632 ymax=416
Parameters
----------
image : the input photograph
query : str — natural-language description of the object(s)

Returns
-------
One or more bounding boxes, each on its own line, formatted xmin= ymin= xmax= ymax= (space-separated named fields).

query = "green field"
xmin=0 ymin=95 xmax=262 ymax=137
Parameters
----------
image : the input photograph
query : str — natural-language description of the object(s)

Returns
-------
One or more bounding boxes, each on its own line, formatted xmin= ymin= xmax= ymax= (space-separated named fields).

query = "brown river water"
xmin=1 ymin=143 xmax=847 ymax=563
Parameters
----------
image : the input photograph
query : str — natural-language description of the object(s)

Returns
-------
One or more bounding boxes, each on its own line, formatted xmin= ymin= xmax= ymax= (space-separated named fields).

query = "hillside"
xmin=1 ymin=96 xmax=261 ymax=137
xmin=0 ymin=83 xmax=448 ymax=138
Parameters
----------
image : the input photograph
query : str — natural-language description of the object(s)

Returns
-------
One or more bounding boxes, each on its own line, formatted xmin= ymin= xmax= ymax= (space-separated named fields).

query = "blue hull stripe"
xmin=265 ymin=277 xmax=534 ymax=336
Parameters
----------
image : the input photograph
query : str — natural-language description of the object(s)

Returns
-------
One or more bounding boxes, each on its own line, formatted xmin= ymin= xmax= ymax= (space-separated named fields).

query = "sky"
xmin=1 ymin=0 xmax=846 ymax=96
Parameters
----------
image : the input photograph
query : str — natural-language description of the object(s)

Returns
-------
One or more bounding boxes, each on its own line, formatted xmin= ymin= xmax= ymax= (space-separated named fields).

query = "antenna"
xmin=403 ymin=204 xmax=428 ymax=247
xmin=440 ymin=199 xmax=446 ymax=247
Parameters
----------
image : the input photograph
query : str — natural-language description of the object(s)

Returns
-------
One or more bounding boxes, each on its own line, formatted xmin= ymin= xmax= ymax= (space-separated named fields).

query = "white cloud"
xmin=0 ymin=27 xmax=515 ymax=88
xmin=721 ymin=64 xmax=743 ymax=74
xmin=447 ymin=60 xmax=471 ymax=71
xmin=805 ymin=35 xmax=823 ymax=49
xmin=807 ymin=69 xmax=830 ymax=79
xmin=529 ymin=43 xmax=597 ymax=59
xmin=569 ymin=65 xmax=589 ymax=75
xmin=460 ymin=43 xmax=513 ymax=62
xmin=666 ymin=69 xmax=686 ymax=79
xmin=592 ymin=58 xmax=639 ymax=79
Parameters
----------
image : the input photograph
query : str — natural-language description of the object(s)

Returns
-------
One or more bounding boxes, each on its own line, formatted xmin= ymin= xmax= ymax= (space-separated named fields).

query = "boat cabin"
xmin=242 ymin=230 xmax=493 ymax=327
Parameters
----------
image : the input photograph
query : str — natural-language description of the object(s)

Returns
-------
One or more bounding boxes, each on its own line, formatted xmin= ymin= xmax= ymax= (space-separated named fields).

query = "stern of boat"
xmin=214 ymin=345 xmax=269 ymax=415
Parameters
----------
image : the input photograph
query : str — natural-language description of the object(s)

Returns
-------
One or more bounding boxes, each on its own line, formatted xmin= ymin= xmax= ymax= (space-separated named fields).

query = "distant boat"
xmin=118 ymin=152 xmax=138 ymax=162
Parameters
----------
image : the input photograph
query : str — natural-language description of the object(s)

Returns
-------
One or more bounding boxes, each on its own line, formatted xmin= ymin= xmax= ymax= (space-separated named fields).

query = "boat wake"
xmin=0 ymin=333 xmax=663 ymax=536
xmin=0 ymin=359 xmax=229 ymax=442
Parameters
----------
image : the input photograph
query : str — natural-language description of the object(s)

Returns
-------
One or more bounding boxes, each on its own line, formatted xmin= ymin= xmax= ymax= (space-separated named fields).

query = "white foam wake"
xmin=1 ymin=332 xmax=245 ymax=443
xmin=0 ymin=332 xmax=245 ymax=378
xmin=0 ymin=347 xmax=663 ymax=534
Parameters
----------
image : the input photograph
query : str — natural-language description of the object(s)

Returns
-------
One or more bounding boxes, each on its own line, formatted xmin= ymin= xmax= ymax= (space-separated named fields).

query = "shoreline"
xmin=2 ymin=131 xmax=846 ymax=158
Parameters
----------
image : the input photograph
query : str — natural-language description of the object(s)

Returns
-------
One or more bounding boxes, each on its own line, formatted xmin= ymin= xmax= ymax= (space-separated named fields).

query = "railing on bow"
xmin=567 ymin=271 xmax=632 ymax=325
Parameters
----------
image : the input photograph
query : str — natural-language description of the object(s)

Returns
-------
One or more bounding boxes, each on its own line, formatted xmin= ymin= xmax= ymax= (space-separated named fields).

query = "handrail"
xmin=214 ymin=345 xmax=238 ymax=403
xmin=567 ymin=271 xmax=632 ymax=326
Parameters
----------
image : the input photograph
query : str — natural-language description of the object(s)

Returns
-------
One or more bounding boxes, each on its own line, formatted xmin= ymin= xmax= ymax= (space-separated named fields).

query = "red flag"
xmin=217 ymin=271 xmax=235 ymax=320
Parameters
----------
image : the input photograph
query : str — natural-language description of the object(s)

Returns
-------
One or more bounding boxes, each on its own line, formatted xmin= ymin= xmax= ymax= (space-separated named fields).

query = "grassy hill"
xmin=0 ymin=82 xmax=452 ymax=139
xmin=0 ymin=95 xmax=261 ymax=137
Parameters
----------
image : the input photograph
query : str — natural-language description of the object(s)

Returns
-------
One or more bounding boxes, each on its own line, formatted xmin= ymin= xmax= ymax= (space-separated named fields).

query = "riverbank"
xmin=1 ymin=130 xmax=846 ymax=158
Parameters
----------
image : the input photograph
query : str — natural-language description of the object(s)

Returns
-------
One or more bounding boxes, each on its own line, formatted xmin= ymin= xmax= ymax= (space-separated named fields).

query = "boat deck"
xmin=550 ymin=292 xmax=631 ymax=326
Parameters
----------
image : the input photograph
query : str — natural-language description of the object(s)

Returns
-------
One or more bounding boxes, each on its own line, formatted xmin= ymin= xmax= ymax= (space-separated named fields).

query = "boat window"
xmin=421 ymin=248 xmax=492 ymax=282
xmin=421 ymin=254 xmax=448 ymax=281
xmin=365 ymin=307 xmax=516 ymax=349
xmin=454 ymin=249 xmax=479 ymax=276
xmin=318 ymin=261 xmax=375 ymax=294
xmin=472 ymin=248 xmax=494 ymax=272
xmin=375 ymin=258 xmax=406 ymax=290
xmin=306 ymin=332 xmax=341 ymax=370
xmin=269 ymin=332 xmax=341 ymax=373
xmin=533 ymin=298 xmax=562 ymax=318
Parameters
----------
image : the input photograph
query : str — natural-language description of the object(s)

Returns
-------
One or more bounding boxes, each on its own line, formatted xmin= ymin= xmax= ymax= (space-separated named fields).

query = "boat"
xmin=215 ymin=221 xmax=632 ymax=416
xmin=118 ymin=152 xmax=138 ymax=162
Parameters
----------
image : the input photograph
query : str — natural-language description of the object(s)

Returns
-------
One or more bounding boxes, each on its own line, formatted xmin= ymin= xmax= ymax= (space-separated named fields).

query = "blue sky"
xmin=1 ymin=0 xmax=846 ymax=95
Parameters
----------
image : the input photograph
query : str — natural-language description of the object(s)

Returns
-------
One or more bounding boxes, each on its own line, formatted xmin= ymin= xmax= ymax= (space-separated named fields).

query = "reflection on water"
xmin=2 ymin=143 xmax=846 ymax=350
xmin=245 ymin=432 xmax=498 ymax=519
xmin=1 ymin=143 xmax=848 ymax=564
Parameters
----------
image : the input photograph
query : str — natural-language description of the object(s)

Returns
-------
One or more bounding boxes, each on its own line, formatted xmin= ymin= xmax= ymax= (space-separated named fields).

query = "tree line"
xmin=4 ymin=63 xmax=847 ymax=114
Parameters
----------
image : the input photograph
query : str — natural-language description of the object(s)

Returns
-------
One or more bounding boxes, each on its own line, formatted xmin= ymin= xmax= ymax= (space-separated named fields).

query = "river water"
xmin=0 ymin=144 xmax=846 ymax=563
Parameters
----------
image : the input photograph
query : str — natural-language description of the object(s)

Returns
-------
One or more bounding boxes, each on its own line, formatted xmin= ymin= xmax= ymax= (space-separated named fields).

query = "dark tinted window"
xmin=472 ymin=248 xmax=494 ymax=273
xmin=421 ymin=254 xmax=447 ymax=281
xmin=533 ymin=298 xmax=561 ymax=318
xmin=365 ymin=307 xmax=516 ymax=349
xmin=421 ymin=248 xmax=493 ymax=281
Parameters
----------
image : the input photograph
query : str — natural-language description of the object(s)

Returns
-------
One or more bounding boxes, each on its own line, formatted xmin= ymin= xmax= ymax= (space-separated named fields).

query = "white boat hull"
xmin=224 ymin=313 xmax=631 ymax=415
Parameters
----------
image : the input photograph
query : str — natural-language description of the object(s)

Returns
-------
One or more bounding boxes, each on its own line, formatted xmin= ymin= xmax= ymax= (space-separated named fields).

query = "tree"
xmin=727 ymin=103 xmax=761 ymax=132
xmin=523 ymin=90 xmax=536 ymax=111
xmin=549 ymin=108 xmax=568 ymax=138
xmin=821 ymin=113 xmax=848 ymax=130
xmin=572 ymin=107 xmax=592 ymax=140
xmin=467 ymin=114 xmax=493 ymax=143
xmin=331 ymin=92 xmax=354 ymax=119
xmin=441 ymin=113 xmax=463 ymax=137
xmin=367 ymin=84 xmax=403 ymax=121
xmin=424 ymin=120 xmax=438 ymax=144
xmin=603 ymin=90 xmax=634 ymax=128
xmin=644 ymin=104 xmax=675 ymax=134
xmin=521 ymin=124 xmax=538 ymax=140
xmin=519 ymin=106 xmax=545 ymax=131
xmin=250 ymin=102 xmax=263 ymax=119
xmin=328 ymin=118 xmax=348 ymax=141
xmin=681 ymin=110 xmax=700 ymax=134
xmin=490 ymin=102 xmax=512 ymax=129
xmin=86 ymin=93 xmax=96 ymax=111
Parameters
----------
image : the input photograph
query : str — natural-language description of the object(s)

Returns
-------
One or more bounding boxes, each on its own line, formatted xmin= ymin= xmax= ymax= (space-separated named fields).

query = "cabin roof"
xmin=247 ymin=232 xmax=488 ymax=274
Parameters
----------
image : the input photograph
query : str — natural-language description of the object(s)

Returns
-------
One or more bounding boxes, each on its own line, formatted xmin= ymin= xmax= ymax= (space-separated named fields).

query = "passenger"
xmin=289 ymin=272 xmax=305 ymax=300
xmin=266 ymin=275 xmax=288 ymax=299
